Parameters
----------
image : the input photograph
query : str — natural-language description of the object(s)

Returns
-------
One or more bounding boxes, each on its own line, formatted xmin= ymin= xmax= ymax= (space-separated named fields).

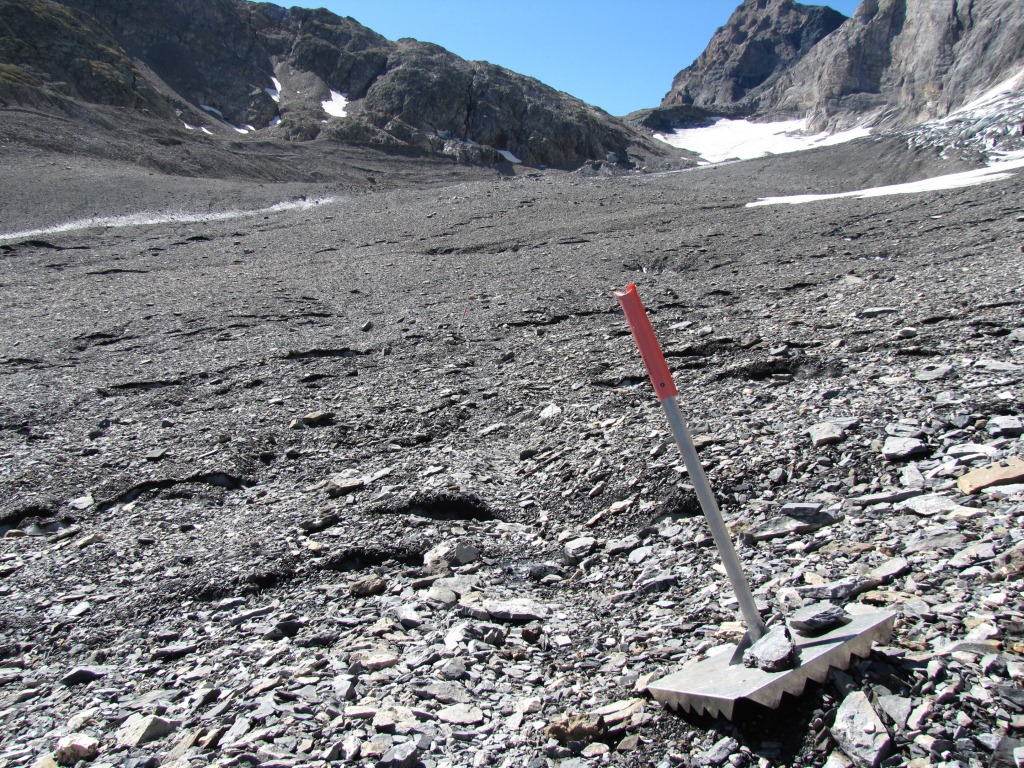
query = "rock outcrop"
xmin=661 ymin=0 xmax=847 ymax=114
xmin=0 ymin=0 xmax=667 ymax=168
xmin=652 ymin=0 xmax=1024 ymax=133
xmin=774 ymin=0 xmax=1024 ymax=131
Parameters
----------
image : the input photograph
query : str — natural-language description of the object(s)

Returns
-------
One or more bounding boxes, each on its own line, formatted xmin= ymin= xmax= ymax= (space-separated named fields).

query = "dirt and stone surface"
xmin=1 ymin=131 xmax=1023 ymax=768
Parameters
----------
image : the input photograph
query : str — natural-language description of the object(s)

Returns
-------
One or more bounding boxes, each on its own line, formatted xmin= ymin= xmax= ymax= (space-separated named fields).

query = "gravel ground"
xmin=0 ymin=126 xmax=1022 ymax=768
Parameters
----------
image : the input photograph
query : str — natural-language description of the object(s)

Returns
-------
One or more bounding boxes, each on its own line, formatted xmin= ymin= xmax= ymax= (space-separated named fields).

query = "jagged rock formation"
xmin=661 ymin=0 xmax=847 ymax=114
xmin=0 ymin=0 xmax=666 ymax=168
xmin=651 ymin=0 xmax=1024 ymax=134
xmin=772 ymin=0 xmax=1024 ymax=131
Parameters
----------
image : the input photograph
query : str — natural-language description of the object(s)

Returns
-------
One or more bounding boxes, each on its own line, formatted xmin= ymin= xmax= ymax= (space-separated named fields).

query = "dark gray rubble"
xmin=0 ymin=139 xmax=1022 ymax=768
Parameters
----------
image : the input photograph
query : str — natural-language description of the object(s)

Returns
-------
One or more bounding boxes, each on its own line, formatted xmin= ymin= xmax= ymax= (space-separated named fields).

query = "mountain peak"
xmin=661 ymin=0 xmax=847 ymax=113
xmin=655 ymin=0 xmax=1024 ymax=139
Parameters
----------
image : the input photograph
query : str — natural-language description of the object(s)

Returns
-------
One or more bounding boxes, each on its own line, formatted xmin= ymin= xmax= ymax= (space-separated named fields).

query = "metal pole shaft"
xmin=661 ymin=396 xmax=767 ymax=641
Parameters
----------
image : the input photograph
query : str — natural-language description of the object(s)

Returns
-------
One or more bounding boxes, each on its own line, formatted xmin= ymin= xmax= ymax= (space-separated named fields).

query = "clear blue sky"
xmin=300 ymin=1 xmax=862 ymax=116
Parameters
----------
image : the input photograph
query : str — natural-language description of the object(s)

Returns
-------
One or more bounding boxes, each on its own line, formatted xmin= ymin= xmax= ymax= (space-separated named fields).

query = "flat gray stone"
xmin=116 ymin=714 xmax=178 ymax=747
xmin=789 ymin=601 xmax=851 ymax=635
xmin=59 ymin=666 xmax=110 ymax=686
xmin=852 ymin=488 xmax=921 ymax=507
xmin=945 ymin=442 xmax=999 ymax=460
xmin=809 ymin=421 xmax=845 ymax=447
xmin=793 ymin=575 xmax=871 ymax=602
xmin=865 ymin=557 xmax=909 ymax=584
xmin=377 ymin=742 xmax=418 ymax=768
xmin=481 ymin=597 xmax=549 ymax=622
xmin=436 ymin=703 xmax=484 ymax=725
xmin=988 ymin=415 xmax=1024 ymax=437
xmin=915 ymin=363 xmax=953 ymax=382
xmin=882 ymin=437 xmax=929 ymax=461
xmin=895 ymin=493 xmax=961 ymax=516
xmin=859 ymin=306 xmax=899 ymax=318
xmin=831 ymin=691 xmax=891 ymax=768
xmin=411 ymin=680 xmax=471 ymax=704
xmin=699 ymin=736 xmax=740 ymax=766
xmin=876 ymin=694 xmax=912 ymax=730
xmin=742 ymin=510 xmax=838 ymax=543
xmin=780 ymin=501 xmax=825 ymax=516
xmin=605 ymin=535 xmax=640 ymax=555
xmin=564 ymin=536 xmax=598 ymax=563
xmin=394 ymin=604 xmax=422 ymax=628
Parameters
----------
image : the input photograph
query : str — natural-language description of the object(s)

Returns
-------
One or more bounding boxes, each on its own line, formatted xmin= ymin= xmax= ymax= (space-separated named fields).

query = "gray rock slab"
xmin=882 ymin=437 xmax=929 ymax=461
xmin=793 ymin=575 xmax=872 ymax=602
xmin=564 ymin=536 xmax=597 ymax=563
xmin=851 ymin=488 xmax=922 ymax=507
xmin=481 ymin=597 xmax=549 ymax=622
xmin=895 ymin=493 xmax=961 ymax=516
xmin=859 ymin=307 xmax=899 ymax=318
xmin=831 ymin=691 xmax=892 ymax=768
xmin=875 ymin=694 xmax=912 ymax=730
xmin=810 ymin=421 xmax=845 ymax=447
xmin=988 ymin=415 xmax=1024 ymax=437
xmin=436 ymin=703 xmax=484 ymax=725
xmin=789 ymin=601 xmax=851 ymax=635
xmin=915 ymin=363 xmax=953 ymax=382
xmin=742 ymin=510 xmax=838 ymax=543
xmin=116 ymin=714 xmax=178 ymax=748
xmin=699 ymin=736 xmax=740 ymax=766
xmin=865 ymin=557 xmax=909 ymax=584
xmin=377 ymin=742 xmax=418 ymax=768
xmin=59 ymin=666 xmax=111 ymax=686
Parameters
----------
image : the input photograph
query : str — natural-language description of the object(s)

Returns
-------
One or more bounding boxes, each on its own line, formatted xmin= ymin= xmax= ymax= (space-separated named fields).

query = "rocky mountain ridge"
xmin=653 ymin=0 xmax=1024 ymax=137
xmin=0 ymin=0 xmax=672 ymax=169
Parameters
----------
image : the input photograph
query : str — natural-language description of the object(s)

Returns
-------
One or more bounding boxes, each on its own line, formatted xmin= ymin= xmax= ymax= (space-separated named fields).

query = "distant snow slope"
xmin=0 ymin=198 xmax=336 ymax=243
xmin=654 ymin=118 xmax=871 ymax=164
xmin=748 ymin=151 xmax=1024 ymax=207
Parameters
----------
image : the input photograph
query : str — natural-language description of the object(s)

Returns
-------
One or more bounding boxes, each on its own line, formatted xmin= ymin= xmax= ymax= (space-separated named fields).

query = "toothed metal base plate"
xmin=649 ymin=611 xmax=896 ymax=720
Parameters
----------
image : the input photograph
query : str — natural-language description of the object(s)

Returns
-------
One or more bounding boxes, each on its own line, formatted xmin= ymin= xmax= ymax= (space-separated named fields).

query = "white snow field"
xmin=654 ymin=118 xmax=872 ymax=164
xmin=747 ymin=151 xmax=1024 ymax=207
xmin=0 ymin=198 xmax=336 ymax=243
xmin=321 ymin=91 xmax=349 ymax=117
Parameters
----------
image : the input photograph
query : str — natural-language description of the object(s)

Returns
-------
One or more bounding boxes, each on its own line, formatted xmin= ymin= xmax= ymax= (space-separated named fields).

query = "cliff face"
xmin=0 ymin=0 xmax=667 ymax=168
xmin=661 ymin=0 xmax=848 ymax=114
xmin=0 ymin=0 xmax=169 ymax=113
xmin=655 ymin=0 xmax=1024 ymax=132
xmin=777 ymin=0 xmax=1024 ymax=130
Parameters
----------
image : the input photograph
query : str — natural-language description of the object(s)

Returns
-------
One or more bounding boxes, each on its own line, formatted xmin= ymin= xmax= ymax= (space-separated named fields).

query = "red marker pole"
xmin=615 ymin=284 xmax=767 ymax=643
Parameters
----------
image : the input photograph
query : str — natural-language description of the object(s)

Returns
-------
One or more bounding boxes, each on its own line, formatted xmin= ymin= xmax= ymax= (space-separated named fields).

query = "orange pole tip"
xmin=614 ymin=284 xmax=679 ymax=400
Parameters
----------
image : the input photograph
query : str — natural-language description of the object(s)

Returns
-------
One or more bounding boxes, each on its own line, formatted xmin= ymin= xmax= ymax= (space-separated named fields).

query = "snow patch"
xmin=497 ymin=149 xmax=522 ymax=164
xmin=266 ymin=77 xmax=282 ymax=103
xmin=201 ymin=126 xmax=213 ymax=135
xmin=321 ymin=91 xmax=349 ymax=117
xmin=0 ymin=198 xmax=337 ymax=243
xmin=200 ymin=104 xmax=224 ymax=119
xmin=269 ymin=116 xmax=281 ymax=127
xmin=747 ymin=152 xmax=1024 ymax=207
xmin=654 ymin=118 xmax=872 ymax=164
